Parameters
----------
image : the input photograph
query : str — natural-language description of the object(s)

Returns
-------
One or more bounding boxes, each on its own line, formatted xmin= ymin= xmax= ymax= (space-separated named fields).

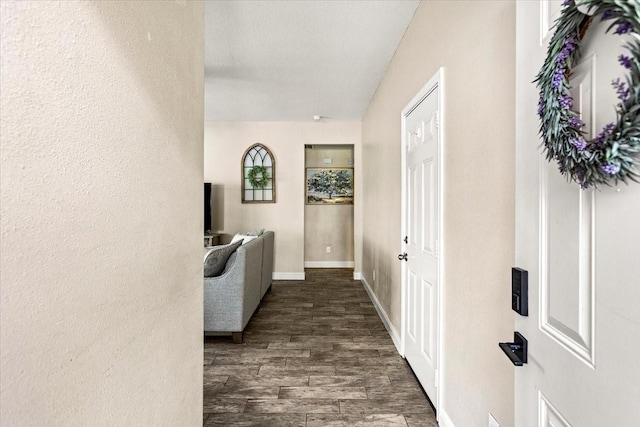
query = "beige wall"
xmin=361 ymin=1 xmax=516 ymax=426
xmin=304 ymin=145 xmax=355 ymax=266
xmin=0 ymin=2 xmax=204 ymax=426
xmin=204 ymin=122 xmax=361 ymax=277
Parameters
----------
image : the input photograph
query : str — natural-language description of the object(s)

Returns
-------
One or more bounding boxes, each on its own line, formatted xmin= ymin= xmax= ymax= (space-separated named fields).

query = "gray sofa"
xmin=203 ymin=231 xmax=274 ymax=343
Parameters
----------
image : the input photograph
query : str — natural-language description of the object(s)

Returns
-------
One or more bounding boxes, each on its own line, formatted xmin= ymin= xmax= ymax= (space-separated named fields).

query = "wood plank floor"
xmin=203 ymin=268 xmax=437 ymax=426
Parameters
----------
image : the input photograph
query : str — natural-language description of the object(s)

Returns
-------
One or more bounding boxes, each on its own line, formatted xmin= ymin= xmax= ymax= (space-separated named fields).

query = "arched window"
xmin=242 ymin=143 xmax=275 ymax=203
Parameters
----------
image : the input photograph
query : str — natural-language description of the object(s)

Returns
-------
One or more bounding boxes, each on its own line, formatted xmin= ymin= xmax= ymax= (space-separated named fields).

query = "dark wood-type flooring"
xmin=203 ymin=268 xmax=438 ymax=426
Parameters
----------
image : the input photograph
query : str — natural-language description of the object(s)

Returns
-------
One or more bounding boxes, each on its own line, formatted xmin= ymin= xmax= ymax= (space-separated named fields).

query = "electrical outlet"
xmin=488 ymin=413 xmax=499 ymax=427
xmin=325 ymin=246 xmax=331 ymax=253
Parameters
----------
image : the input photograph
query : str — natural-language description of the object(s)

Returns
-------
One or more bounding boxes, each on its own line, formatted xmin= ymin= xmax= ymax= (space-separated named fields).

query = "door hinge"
xmin=435 ymin=239 xmax=439 ymax=257
xmin=435 ymin=111 xmax=440 ymax=129
xmin=435 ymin=369 xmax=439 ymax=387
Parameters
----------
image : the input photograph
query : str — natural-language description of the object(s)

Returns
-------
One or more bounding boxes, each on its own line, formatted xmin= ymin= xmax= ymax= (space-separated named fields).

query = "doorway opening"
xmin=303 ymin=144 xmax=355 ymax=269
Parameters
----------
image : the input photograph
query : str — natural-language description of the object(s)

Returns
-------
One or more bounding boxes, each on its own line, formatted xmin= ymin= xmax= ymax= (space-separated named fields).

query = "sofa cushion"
xmin=204 ymin=240 xmax=243 ymax=277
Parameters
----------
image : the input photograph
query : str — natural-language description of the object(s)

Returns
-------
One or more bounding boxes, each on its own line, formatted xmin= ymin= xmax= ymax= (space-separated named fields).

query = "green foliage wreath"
xmin=247 ymin=165 xmax=270 ymax=189
xmin=535 ymin=0 xmax=640 ymax=188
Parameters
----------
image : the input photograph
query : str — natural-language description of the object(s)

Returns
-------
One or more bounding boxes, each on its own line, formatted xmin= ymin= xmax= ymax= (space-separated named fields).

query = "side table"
xmin=204 ymin=233 xmax=221 ymax=247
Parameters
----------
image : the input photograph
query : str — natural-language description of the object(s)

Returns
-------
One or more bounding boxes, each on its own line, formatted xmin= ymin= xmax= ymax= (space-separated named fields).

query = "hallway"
xmin=203 ymin=269 xmax=437 ymax=426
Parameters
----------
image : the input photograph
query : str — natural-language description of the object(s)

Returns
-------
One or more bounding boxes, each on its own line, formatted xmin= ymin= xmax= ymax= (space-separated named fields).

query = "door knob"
xmin=398 ymin=253 xmax=408 ymax=261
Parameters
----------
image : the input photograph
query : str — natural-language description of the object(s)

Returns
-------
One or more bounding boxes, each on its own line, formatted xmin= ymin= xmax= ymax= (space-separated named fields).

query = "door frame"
xmin=302 ymin=143 xmax=357 ymax=271
xmin=400 ymin=67 xmax=445 ymax=413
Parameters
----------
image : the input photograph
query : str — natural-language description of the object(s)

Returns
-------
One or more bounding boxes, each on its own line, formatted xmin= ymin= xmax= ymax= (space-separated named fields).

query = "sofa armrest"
xmin=260 ymin=231 xmax=275 ymax=298
xmin=203 ymin=237 xmax=263 ymax=332
xmin=239 ymin=237 xmax=263 ymax=325
xmin=203 ymin=250 xmax=246 ymax=332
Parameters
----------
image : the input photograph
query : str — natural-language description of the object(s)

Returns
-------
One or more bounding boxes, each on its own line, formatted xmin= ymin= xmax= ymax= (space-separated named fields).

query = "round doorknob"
xmin=398 ymin=253 xmax=408 ymax=261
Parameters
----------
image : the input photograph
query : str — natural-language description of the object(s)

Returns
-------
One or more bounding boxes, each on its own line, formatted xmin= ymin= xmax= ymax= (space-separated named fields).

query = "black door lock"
xmin=512 ymin=267 xmax=528 ymax=316
xmin=499 ymin=332 xmax=528 ymax=366
xmin=397 ymin=253 xmax=408 ymax=261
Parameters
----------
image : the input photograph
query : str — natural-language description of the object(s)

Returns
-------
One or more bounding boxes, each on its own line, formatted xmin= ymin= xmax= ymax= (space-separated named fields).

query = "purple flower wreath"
xmin=535 ymin=0 xmax=640 ymax=189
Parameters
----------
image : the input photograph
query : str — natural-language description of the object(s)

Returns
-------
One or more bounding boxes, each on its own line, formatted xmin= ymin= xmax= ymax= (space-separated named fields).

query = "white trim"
xmin=361 ymin=276 xmax=402 ymax=354
xmin=438 ymin=69 xmax=446 ymax=420
xmin=438 ymin=408 xmax=455 ymax=427
xmin=400 ymin=67 xmax=446 ymax=413
xmin=303 ymin=261 xmax=355 ymax=269
xmin=272 ymin=272 xmax=305 ymax=280
xmin=353 ymin=271 xmax=362 ymax=280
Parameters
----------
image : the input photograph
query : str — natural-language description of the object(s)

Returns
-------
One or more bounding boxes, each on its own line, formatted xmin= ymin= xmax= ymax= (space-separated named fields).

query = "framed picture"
xmin=306 ymin=167 xmax=354 ymax=205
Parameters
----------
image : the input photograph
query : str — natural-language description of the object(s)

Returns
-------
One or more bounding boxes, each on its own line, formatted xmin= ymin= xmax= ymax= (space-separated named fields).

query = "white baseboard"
xmin=353 ymin=271 xmax=362 ymax=280
xmin=304 ymin=261 xmax=355 ymax=268
xmin=438 ymin=408 xmax=455 ymax=427
xmin=272 ymin=272 xmax=305 ymax=280
xmin=360 ymin=276 xmax=402 ymax=355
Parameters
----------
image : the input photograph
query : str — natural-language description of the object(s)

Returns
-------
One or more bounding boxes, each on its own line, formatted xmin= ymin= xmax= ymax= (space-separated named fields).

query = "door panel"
xmin=539 ymin=392 xmax=572 ymax=427
xmin=516 ymin=1 xmax=640 ymax=425
xmin=422 ymin=158 xmax=435 ymax=254
xmin=409 ymin=165 xmax=417 ymax=245
xmin=540 ymin=49 xmax=597 ymax=365
xmin=408 ymin=271 xmax=417 ymax=339
xmin=421 ymin=277 xmax=434 ymax=363
xmin=402 ymin=81 xmax=440 ymax=407
xmin=540 ymin=0 xmax=563 ymax=43
xmin=542 ymin=159 xmax=595 ymax=365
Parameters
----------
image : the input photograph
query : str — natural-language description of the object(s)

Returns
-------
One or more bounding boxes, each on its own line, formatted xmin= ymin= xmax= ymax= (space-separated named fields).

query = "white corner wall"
xmin=1 ymin=2 xmax=204 ymax=425
xmin=204 ymin=121 xmax=361 ymax=278
xmin=361 ymin=1 xmax=516 ymax=426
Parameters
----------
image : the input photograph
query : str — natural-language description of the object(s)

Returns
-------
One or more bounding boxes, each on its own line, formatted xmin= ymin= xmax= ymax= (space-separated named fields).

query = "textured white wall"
xmin=204 ymin=122 xmax=361 ymax=277
xmin=304 ymin=146 xmax=355 ymax=264
xmin=0 ymin=1 xmax=204 ymax=426
xmin=361 ymin=1 xmax=515 ymax=426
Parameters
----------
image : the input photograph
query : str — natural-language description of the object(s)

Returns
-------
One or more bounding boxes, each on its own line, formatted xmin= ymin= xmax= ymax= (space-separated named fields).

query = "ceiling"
xmin=204 ymin=0 xmax=420 ymax=122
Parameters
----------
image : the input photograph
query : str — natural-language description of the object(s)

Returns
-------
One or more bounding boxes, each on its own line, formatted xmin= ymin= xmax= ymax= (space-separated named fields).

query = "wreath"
xmin=535 ymin=0 xmax=640 ymax=189
xmin=247 ymin=165 xmax=270 ymax=189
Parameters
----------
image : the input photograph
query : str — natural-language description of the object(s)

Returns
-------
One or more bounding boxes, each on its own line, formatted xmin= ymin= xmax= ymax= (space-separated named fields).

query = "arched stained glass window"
xmin=242 ymin=143 xmax=276 ymax=203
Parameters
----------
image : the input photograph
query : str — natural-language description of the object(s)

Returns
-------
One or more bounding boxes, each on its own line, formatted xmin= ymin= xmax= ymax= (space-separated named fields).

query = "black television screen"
xmin=204 ymin=182 xmax=212 ymax=233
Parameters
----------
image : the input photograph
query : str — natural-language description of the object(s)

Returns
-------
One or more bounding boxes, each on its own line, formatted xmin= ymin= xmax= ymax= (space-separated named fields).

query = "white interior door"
xmin=516 ymin=2 xmax=640 ymax=425
xmin=401 ymin=71 xmax=441 ymax=409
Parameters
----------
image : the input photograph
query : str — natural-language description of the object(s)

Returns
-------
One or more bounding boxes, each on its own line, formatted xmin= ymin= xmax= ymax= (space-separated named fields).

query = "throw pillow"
xmin=204 ymin=240 xmax=243 ymax=277
xmin=242 ymin=229 xmax=264 ymax=236
xmin=231 ymin=233 xmax=258 ymax=245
